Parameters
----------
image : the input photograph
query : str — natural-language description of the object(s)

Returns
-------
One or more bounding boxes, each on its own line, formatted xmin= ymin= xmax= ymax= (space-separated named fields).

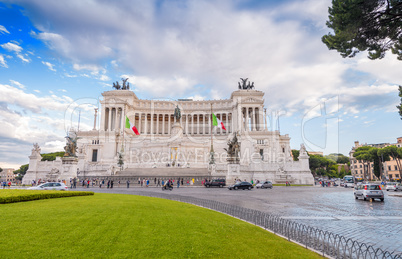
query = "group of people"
xmin=1 ymin=181 xmax=12 ymax=189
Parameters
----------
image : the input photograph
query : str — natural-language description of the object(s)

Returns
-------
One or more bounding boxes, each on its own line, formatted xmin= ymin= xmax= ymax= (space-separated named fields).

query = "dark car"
xmin=228 ymin=181 xmax=253 ymax=190
xmin=204 ymin=179 xmax=226 ymax=188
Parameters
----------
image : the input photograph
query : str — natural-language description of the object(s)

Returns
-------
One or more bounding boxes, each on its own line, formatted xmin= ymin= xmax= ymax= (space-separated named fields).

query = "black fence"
xmin=135 ymin=191 xmax=402 ymax=259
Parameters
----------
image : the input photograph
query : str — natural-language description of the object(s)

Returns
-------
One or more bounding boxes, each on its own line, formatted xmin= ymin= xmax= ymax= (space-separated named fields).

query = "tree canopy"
xmin=322 ymin=0 xmax=402 ymax=60
xmin=398 ymin=85 xmax=402 ymax=119
xmin=325 ymin=153 xmax=350 ymax=164
xmin=13 ymin=164 xmax=28 ymax=181
xmin=41 ymin=152 xmax=65 ymax=161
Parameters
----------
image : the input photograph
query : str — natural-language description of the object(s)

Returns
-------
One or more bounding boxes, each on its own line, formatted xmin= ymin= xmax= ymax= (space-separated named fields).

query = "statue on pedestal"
xmin=173 ymin=105 xmax=181 ymax=121
xmin=225 ymin=133 xmax=240 ymax=163
xmin=64 ymin=133 xmax=78 ymax=157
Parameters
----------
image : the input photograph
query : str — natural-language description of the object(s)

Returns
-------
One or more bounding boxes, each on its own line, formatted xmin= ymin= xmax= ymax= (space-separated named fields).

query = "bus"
xmin=343 ymin=175 xmax=355 ymax=188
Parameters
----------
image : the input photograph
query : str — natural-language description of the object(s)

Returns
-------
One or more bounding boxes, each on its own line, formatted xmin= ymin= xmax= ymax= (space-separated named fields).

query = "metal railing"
xmin=135 ymin=191 xmax=402 ymax=259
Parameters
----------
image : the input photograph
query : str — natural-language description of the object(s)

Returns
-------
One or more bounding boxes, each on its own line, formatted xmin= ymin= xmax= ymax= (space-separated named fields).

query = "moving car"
xmin=255 ymin=181 xmax=273 ymax=189
xmin=354 ymin=184 xmax=384 ymax=201
xmin=385 ymin=182 xmax=402 ymax=191
xmin=228 ymin=182 xmax=253 ymax=190
xmin=204 ymin=179 xmax=226 ymax=188
xmin=28 ymin=182 xmax=68 ymax=191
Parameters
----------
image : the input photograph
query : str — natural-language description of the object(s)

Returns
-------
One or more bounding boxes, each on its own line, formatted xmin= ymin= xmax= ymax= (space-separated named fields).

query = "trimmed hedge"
xmin=0 ymin=190 xmax=94 ymax=204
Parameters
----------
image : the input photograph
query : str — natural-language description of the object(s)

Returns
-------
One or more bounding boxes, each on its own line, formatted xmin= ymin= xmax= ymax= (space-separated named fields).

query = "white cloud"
xmin=0 ymin=54 xmax=8 ymax=68
xmin=122 ymin=74 xmax=196 ymax=98
xmin=1 ymin=42 xmax=22 ymax=53
xmin=0 ymin=83 xmax=72 ymax=113
xmin=42 ymin=61 xmax=56 ymax=71
xmin=9 ymin=80 xmax=25 ymax=89
xmin=33 ymin=89 xmax=40 ymax=93
xmin=64 ymin=73 xmax=77 ymax=78
xmin=6 ymin=0 xmax=402 ymax=117
xmin=99 ymin=74 xmax=110 ymax=81
xmin=17 ymin=53 xmax=30 ymax=63
xmin=0 ymin=25 xmax=10 ymax=34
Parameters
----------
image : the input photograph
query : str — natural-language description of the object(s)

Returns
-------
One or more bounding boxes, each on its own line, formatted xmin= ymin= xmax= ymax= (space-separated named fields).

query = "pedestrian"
xmin=107 ymin=180 xmax=110 ymax=188
xmin=110 ymin=180 xmax=114 ymax=188
xmin=157 ymin=178 xmax=161 ymax=187
xmin=141 ymin=178 xmax=143 ymax=187
xmin=118 ymin=180 xmax=120 ymax=187
xmin=146 ymin=179 xmax=149 ymax=187
xmin=99 ymin=180 xmax=102 ymax=188
xmin=87 ymin=180 xmax=90 ymax=188
xmin=177 ymin=180 xmax=180 ymax=188
xmin=126 ymin=180 xmax=130 ymax=188
xmin=162 ymin=179 xmax=165 ymax=186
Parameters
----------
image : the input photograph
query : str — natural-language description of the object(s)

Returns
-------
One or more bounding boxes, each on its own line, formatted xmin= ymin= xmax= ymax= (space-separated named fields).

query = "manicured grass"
xmin=0 ymin=189 xmax=94 ymax=203
xmin=0 ymin=193 xmax=320 ymax=258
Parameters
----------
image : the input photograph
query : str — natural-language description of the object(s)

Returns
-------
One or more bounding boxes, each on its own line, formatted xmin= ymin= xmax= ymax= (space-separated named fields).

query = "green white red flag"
xmin=125 ymin=116 xmax=140 ymax=135
xmin=212 ymin=113 xmax=226 ymax=130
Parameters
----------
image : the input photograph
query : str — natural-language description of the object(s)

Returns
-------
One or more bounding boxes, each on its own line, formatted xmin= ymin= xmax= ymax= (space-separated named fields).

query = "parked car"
xmin=255 ymin=181 xmax=273 ymax=189
xmin=228 ymin=182 xmax=253 ymax=190
xmin=28 ymin=182 xmax=68 ymax=191
xmin=385 ymin=182 xmax=402 ymax=191
xmin=354 ymin=184 xmax=384 ymax=201
xmin=204 ymin=179 xmax=226 ymax=188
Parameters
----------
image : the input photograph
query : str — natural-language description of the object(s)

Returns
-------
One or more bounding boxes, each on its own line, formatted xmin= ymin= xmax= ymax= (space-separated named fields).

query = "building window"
xmin=395 ymin=165 xmax=398 ymax=171
xmin=388 ymin=166 xmax=391 ymax=171
xmin=92 ymin=149 xmax=98 ymax=162
xmin=360 ymin=165 xmax=362 ymax=168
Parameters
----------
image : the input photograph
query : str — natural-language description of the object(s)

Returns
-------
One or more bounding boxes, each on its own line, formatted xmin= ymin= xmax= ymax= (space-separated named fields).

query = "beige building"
xmin=0 ymin=168 xmax=15 ymax=182
xmin=23 ymin=80 xmax=313 ymax=185
xmin=349 ymin=137 xmax=402 ymax=181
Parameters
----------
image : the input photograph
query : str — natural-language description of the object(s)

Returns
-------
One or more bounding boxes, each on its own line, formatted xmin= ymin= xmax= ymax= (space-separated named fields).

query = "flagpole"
xmin=210 ymin=103 xmax=214 ymax=164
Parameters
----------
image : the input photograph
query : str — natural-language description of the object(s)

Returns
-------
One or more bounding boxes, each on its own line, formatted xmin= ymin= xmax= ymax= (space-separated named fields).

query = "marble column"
xmin=168 ymin=114 xmax=171 ymax=134
xmin=138 ymin=113 xmax=142 ymax=134
xmin=245 ymin=108 xmax=249 ymax=131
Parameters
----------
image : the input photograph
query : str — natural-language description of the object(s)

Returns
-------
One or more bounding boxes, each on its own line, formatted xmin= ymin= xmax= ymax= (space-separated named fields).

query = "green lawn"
xmin=0 ymin=192 xmax=321 ymax=258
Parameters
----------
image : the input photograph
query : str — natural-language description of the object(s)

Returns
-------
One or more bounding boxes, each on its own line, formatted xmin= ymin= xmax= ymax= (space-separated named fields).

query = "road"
xmin=74 ymin=185 xmax=402 ymax=254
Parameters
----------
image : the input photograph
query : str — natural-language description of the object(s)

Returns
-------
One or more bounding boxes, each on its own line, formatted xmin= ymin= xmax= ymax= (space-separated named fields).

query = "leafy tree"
xmin=398 ymin=85 xmax=402 ymax=119
xmin=309 ymin=154 xmax=336 ymax=176
xmin=322 ymin=0 xmax=402 ymax=60
xmin=381 ymin=145 xmax=402 ymax=176
xmin=14 ymin=164 xmax=29 ymax=181
xmin=41 ymin=152 xmax=65 ymax=161
xmin=353 ymin=146 xmax=374 ymax=180
xmin=291 ymin=150 xmax=300 ymax=161
xmin=325 ymin=153 xmax=350 ymax=164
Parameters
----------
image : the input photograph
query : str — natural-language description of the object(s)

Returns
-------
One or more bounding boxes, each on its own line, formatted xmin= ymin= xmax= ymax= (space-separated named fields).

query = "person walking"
xmin=107 ymin=180 xmax=110 ymax=188
xmin=157 ymin=178 xmax=161 ymax=187
xmin=110 ymin=180 xmax=114 ymax=189
xmin=177 ymin=180 xmax=180 ymax=188
xmin=126 ymin=180 xmax=130 ymax=188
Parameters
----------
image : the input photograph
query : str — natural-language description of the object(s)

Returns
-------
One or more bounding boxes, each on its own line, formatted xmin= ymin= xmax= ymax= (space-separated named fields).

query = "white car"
xmin=28 ymin=182 xmax=68 ymax=191
xmin=385 ymin=182 xmax=402 ymax=191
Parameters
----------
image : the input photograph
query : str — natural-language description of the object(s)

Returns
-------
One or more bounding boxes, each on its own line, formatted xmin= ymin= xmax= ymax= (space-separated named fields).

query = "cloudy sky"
xmin=0 ymin=0 xmax=401 ymax=169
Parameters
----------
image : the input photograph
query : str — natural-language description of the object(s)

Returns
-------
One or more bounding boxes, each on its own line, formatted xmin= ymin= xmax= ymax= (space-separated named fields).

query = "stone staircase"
xmin=116 ymin=167 xmax=210 ymax=178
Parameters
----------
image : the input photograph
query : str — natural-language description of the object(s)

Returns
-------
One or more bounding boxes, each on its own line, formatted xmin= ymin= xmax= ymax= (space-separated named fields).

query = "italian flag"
xmin=212 ymin=113 xmax=226 ymax=130
xmin=125 ymin=116 xmax=140 ymax=135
